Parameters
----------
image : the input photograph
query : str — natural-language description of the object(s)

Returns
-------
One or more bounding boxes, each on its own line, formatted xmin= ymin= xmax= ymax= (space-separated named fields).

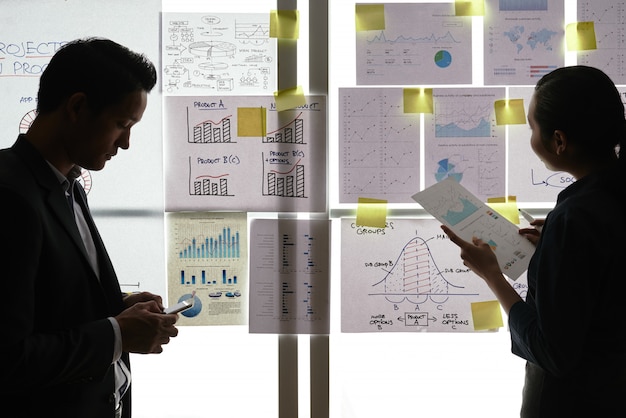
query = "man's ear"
xmin=552 ymin=129 xmax=568 ymax=155
xmin=65 ymin=92 xmax=88 ymax=122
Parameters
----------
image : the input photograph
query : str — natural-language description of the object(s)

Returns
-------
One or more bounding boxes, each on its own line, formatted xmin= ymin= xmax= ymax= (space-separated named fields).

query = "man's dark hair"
xmin=36 ymin=37 xmax=157 ymax=114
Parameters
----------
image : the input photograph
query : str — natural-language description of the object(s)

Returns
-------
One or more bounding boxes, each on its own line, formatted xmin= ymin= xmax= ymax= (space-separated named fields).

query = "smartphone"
xmin=163 ymin=296 xmax=194 ymax=314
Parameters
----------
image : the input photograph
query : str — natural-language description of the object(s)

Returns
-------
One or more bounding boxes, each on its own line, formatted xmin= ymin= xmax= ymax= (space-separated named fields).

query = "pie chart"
xmin=178 ymin=294 xmax=202 ymax=318
xmin=435 ymin=158 xmax=463 ymax=182
xmin=434 ymin=50 xmax=452 ymax=68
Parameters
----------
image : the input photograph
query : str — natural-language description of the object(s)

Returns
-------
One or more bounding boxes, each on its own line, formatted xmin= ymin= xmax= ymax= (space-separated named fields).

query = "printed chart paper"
xmin=356 ymin=3 xmax=472 ymax=85
xmin=577 ymin=1 xmax=626 ymax=84
xmin=412 ymin=178 xmax=535 ymax=280
xmin=424 ymin=88 xmax=506 ymax=202
xmin=162 ymin=12 xmax=277 ymax=95
xmin=341 ymin=218 xmax=527 ymax=333
xmin=484 ymin=0 xmax=564 ymax=85
xmin=249 ymin=219 xmax=331 ymax=334
xmin=164 ymin=95 xmax=327 ymax=212
xmin=508 ymin=86 xmax=572 ymax=203
xmin=339 ymin=87 xmax=420 ymax=203
xmin=166 ymin=212 xmax=248 ymax=326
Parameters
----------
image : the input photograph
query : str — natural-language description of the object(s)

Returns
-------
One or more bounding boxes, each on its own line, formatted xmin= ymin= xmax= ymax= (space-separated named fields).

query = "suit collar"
xmin=13 ymin=135 xmax=96 ymax=275
xmin=13 ymin=135 xmax=61 ymax=192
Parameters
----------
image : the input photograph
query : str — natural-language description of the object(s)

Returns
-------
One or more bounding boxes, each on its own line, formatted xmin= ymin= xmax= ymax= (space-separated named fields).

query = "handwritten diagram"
xmin=341 ymin=219 xmax=524 ymax=332
xmin=164 ymin=95 xmax=326 ymax=212
xmin=162 ymin=12 xmax=276 ymax=95
xmin=356 ymin=3 xmax=472 ymax=85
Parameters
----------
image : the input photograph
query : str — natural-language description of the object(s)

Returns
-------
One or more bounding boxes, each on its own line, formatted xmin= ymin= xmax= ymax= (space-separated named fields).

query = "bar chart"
xmin=263 ymin=112 xmax=305 ymax=144
xmin=178 ymin=227 xmax=241 ymax=259
xmin=262 ymin=152 xmax=306 ymax=198
xmin=187 ymin=108 xmax=234 ymax=143
xmin=180 ymin=268 xmax=239 ymax=285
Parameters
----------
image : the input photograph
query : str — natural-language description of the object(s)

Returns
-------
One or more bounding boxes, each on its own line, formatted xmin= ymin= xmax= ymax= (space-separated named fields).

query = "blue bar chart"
xmin=180 ymin=268 xmax=238 ymax=285
xmin=166 ymin=212 xmax=248 ymax=326
xmin=179 ymin=227 xmax=241 ymax=259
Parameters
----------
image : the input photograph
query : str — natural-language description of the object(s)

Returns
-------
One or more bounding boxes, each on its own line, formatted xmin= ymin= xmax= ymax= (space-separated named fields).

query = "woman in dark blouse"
xmin=442 ymin=66 xmax=626 ymax=417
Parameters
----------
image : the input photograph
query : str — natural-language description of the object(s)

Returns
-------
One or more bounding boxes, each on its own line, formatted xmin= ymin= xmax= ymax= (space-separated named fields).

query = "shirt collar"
xmin=46 ymin=162 xmax=81 ymax=193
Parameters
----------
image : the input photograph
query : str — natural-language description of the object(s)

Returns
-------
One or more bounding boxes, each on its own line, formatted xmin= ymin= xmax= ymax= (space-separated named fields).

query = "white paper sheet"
xmin=162 ymin=12 xmax=277 ymax=96
xmin=412 ymin=178 xmax=535 ymax=281
xmin=356 ymin=3 xmax=472 ymax=85
xmin=163 ymin=95 xmax=327 ymax=212
xmin=166 ymin=212 xmax=248 ymax=326
xmin=338 ymin=87 xmax=421 ymax=203
xmin=249 ymin=218 xmax=330 ymax=334
xmin=341 ymin=218 xmax=529 ymax=332
xmin=578 ymin=1 xmax=626 ymax=84
xmin=424 ymin=87 xmax=506 ymax=202
xmin=483 ymin=0 xmax=564 ymax=85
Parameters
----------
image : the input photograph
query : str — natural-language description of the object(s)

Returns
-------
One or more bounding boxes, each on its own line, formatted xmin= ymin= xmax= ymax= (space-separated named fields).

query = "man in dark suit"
xmin=0 ymin=38 xmax=179 ymax=418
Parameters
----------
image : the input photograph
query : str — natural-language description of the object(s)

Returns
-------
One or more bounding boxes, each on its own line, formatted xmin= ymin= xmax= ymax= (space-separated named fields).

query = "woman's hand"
xmin=440 ymin=224 xmax=522 ymax=314
xmin=519 ymin=218 xmax=544 ymax=246
xmin=440 ymin=225 xmax=502 ymax=282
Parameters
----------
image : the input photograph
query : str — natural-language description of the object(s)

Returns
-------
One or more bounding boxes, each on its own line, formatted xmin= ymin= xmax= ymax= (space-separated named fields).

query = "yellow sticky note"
xmin=566 ymin=21 xmax=597 ymax=51
xmin=455 ymin=0 xmax=484 ymax=16
xmin=356 ymin=197 xmax=387 ymax=228
xmin=237 ymin=107 xmax=267 ymax=137
xmin=270 ymin=9 xmax=300 ymax=39
xmin=273 ymin=86 xmax=306 ymax=112
xmin=494 ymin=99 xmax=526 ymax=125
xmin=403 ymin=88 xmax=433 ymax=114
xmin=487 ymin=196 xmax=519 ymax=224
xmin=355 ymin=4 xmax=385 ymax=31
xmin=471 ymin=300 xmax=503 ymax=331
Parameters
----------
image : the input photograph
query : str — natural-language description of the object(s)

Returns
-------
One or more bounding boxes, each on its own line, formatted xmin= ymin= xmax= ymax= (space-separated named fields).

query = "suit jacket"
xmin=0 ymin=136 xmax=131 ymax=418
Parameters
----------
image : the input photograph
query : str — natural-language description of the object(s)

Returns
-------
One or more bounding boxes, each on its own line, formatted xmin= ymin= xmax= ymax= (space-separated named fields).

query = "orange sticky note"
xmin=270 ymin=9 xmax=300 ymax=39
xmin=494 ymin=99 xmax=526 ymax=125
xmin=355 ymin=4 xmax=385 ymax=31
xmin=356 ymin=197 xmax=387 ymax=228
xmin=566 ymin=21 xmax=597 ymax=51
xmin=237 ymin=107 xmax=267 ymax=137
xmin=471 ymin=300 xmax=503 ymax=331
xmin=487 ymin=196 xmax=519 ymax=224
xmin=404 ymin=88 xmax=433 ymax=114
xmin=455 ymin=0 xmax=484 ymax=16
xmin=273 ymin=86 xmax=306 ymax=112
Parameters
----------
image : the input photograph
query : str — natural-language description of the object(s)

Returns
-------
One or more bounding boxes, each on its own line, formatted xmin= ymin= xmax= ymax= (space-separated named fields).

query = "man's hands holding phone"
xmin=115 ymin=291 xmax=179 ymax=354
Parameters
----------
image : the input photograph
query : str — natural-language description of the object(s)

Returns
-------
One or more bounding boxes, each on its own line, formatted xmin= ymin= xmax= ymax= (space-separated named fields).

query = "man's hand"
xmin=115 ymin=301 xmax=179 ymax=354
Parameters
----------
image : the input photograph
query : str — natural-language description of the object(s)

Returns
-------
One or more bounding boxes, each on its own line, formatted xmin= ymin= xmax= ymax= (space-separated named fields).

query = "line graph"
xmin=435 ymin=102 xmax=493 ymax=138
xmin=262 ymin=153 xmax=306 ymax=198
xmin=235 ymin=20 xmax=270 ymax=42
xmin=339 ymin=88 xmax=420 ymax=203
xmin=264 ymin=112 xmax=305 ymax=144
xmin=356 ymin=3 xmax=472 ymax=84
xmin=188 ymin=157 xmax=234 ymax=197
xmin=367 ymin=30 xmax=462 ymax=45
xmin=577 ymin=1 xmax=626 ymax=82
